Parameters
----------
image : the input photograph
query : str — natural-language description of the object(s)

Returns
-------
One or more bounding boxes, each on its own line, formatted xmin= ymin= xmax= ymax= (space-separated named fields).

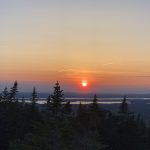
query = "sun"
xmin=81 ymin=80 xmax=88 ymax=87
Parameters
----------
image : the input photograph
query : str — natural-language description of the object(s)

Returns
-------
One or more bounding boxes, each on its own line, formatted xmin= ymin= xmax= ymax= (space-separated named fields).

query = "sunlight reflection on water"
xmin=22 ymin=98 xmax=132 ymax=105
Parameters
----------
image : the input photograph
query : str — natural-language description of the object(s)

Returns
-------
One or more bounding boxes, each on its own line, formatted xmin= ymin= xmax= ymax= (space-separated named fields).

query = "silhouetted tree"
xmin=47 ymin=95 xmax=51 ymax=105
xmin=2 ymin=87 xmax=9 ymax=101
xmin=9 ymin=81 xmax=18 ymax=101
xmin=90 ymin=94 xmax=99 ymax=111
xmin=120 ymin=96 xmax=128 ymax=113
xmin=77 ymin=101 xmax=83 ymax=117
xmin=93 ymin=94 xmax=98 ymax=103
xmin=31 ymin=87 xmax=38 ymax=105
xmin=63 ymin=101 xmax=72 ymax=116
xmin=50 ymin=81 xmax=64 ymax=115
xmin=46 ymin=95 xmax=51 ymax=111
xmin=77 ymin=101 xmax=89 ymax=123
xmin=0 ymin=82 xmax=148 ymax=150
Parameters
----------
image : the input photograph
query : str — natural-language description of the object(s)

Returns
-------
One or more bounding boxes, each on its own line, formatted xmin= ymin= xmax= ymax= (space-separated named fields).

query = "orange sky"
xmin=1 ymin=1 xmax=150 ymax=93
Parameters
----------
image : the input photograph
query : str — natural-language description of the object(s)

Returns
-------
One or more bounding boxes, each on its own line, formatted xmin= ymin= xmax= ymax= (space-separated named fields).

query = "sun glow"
xmin=81 ymin=80 xmax=88 ymax=87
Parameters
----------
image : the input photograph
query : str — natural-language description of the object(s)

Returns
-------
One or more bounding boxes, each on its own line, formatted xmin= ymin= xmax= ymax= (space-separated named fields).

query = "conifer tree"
xmin=77 ymin=101 xmax=88 ymax=121
xmin=2 ymin=87 xmax=9 ymax=101
xmin=120 ymin=96 xmax=128 ymax=113
xmin=9 ymin=81 xmax=18 ymax=101
xmin=63 ymin=101 xmax=72 ymax=116
xmin=50 ymin=81 xmax=64 ymax=115
xmin=31 ymin=87 xmax=38 ymax=105
xmin=90 ymin=94 xmax=99 ymax=111
xmin=46 ymin=95 xmax=51 ymax=110
xmin=47 ymin=95 xmax=51 ymax=105
xmin=77 ymin=101 xmax=83 ymax=116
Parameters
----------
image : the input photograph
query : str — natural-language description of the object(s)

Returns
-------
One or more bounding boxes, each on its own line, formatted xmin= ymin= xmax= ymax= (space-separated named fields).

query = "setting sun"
xmin=81 ymin=80 xmax=88 ymax=87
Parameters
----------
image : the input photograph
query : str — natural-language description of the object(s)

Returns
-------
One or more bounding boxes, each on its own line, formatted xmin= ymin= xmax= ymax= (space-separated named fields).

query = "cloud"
xmin=136 ymin=76 xmax=150 ymax=78
xmin=102 ymin=62 xmax=114 ymax=67
xmin=58 ymin=69 xmax=75 ymax=73
xmin=56 ymin=67 xmax=146 ymax=81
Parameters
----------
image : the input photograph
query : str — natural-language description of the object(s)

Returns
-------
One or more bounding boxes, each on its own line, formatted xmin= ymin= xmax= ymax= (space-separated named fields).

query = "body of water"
xmin=20 ymin=97 xmax=150 ymax=122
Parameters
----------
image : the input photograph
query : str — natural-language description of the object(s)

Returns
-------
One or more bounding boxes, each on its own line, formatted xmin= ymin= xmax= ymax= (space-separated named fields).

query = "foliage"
xmin=119 ymin=96 xmax=128 ymax=114
xmin=31 ymin=87 xmax=38 ymax=105
xmin=2 ymin=87 xmax=9 ymax=101
xmin=0 ymin=82 xmax=149 ymax=150
xmin=9 ymin=81 xmax=18 ymax=102
xmin=50 ymin=81 xmax=64 ymax=115
xmin=62 ymin=101 xmax=72 ymax=116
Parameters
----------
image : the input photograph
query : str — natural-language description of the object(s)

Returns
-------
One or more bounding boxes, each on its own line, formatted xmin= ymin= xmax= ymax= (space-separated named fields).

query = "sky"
xmin=1 ymin=0 xmax=150 ymax=93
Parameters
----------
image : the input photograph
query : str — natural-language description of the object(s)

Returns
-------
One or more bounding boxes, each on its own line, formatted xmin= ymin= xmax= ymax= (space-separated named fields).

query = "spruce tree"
xmin=31 ymin=87 xmax=38 ymax=105
xmin=50 ymin=81 xmax=64 ymax=115
xmin=77 ymin=101 xmax=88 ymax=121
xmin=63 ymin=101 xmax=72 ymax=116
xmin=77 ymin=101 xmax=83 ymax=116
xmin=2 ymin=87 xmax=9 ymax=101
xmin=46 ymin=95 xmax=51 ymax=110
xmin=47 ymin=95 xmax=51 ymax=105
xmin=90 ymin=94 xmax=99 ymax=111
xmin=120 ymin=96 xmax=128 ymax=113
xmin=9 ymin=81 xmax=18 ymax=101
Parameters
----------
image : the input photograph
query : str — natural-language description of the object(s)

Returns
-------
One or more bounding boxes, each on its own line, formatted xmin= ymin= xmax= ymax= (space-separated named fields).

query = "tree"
xmin=46 ymin=95 xmax=51 ymax=111
xmin=47 ymin=95 xmax=51 ymax=105
xmin=90 ymin=94 xmax=99 ymax=111
xmin=31 ymin=87 xmax=38 ymax=105
xmin=63 ymin=101 xmax=72 ymax=116
xmin=1 ymin=87 xmax=8 ymax=101
xmin=50 ymin=81 xmax=64 ymax=115
xmin=77 ymin=101 xmax=86 ymax=116
xmin=77 ymin=101 xmax=89 ymax=123
xmin=9 ymin=81 xmax=18 ymax=101
xmin=120 ymin=96 xmax=128 ymax=114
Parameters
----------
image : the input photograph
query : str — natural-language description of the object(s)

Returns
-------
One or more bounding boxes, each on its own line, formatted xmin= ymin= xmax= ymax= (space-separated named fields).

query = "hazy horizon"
xmin=1 ymin=80 xmax=150 ymax=94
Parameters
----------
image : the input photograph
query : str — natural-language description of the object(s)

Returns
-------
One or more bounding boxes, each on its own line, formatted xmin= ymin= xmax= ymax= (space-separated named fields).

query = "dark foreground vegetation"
xmin=0 ymin=81 xmax=150 ymax=150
